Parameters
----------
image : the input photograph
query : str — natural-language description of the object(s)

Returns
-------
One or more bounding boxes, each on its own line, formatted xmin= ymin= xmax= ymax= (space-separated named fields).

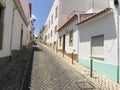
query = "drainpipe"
xmin=92 ymin=0 xmax=94 ymax=10
xmin=10 ymin=6 xmax=16 ymax=61
xmin=113 ymin=0 xmax=120 ymax=83
xmin=77 ymin=13 xmax=80 ymax=62
xmin=117 ymin=7 xmax=119 ymax=84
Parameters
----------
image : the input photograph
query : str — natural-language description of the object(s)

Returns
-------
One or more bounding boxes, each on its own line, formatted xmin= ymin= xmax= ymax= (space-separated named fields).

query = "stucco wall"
xmin=12 ymin=2 xmax=30 ymax=50
xmin=58 ymin=19 xmax=78 ymax=54
xmin=22 ymin=23 xmax=29 ymax=46
xmin=0 ymin=0 xmax=30 ymax=58
xmin=19 ymin=0 xmax=30 ymax=21
xmin=78 ymin=12 xmax=117 ymax=65
xmin=12 ymin=9 xmax=22 ymax=50
xmin=87 ymin=0 xmax=109 ymax=12
xmin=0 ymin=0 xmax=14 ymax=57
xmin=45 ymin=0 xmax=59 ymax=44
xmin=58 ymin=0 xmax=88 ymax=29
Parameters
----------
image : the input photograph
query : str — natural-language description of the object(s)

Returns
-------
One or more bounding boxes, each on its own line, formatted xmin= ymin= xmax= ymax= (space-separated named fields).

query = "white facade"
xmin=0 ymin=0 xmax=14 ymax=58
xmin=39 ymin=0 xmax=120 ymax=82
xmin=58 ymin=16 xmax=79 ymax=55
xmin=77 ymin=0 xmax=120 ymax=82
xmin=41 ymin=0 xmax=111 ymax=49
xmin=12 ymin=0 xmax=32 ymax=49
xmin=44 ymin=0 xmax=59 ymax=45
xmin=43 ymin=0 xmax=90 ymax=48
xmin=86 ymin=0 xmax=109 ymax=13
xmin=0 ymin=0 xmax=32 ymax=59
xmin=78 ymin=12 xmax=117 ymax=65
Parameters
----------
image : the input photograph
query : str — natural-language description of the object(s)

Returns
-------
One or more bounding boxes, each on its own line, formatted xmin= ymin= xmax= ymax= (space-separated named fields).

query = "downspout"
xmin=92 ymin=0 xmax=94 ymax=10
xmin=77 ymin=13 xmax=80 ymax=62
xmin=114 ymin=0 xmax=120 ymax=83
xmin=117 ymin=6 xmax=119 ymax=83
xmin=10 ymin=6 xmax=16 ymax=61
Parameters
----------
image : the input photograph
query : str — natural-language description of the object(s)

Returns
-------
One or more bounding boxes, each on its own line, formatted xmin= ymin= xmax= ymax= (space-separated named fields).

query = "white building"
xmin=40 ymin=0 xmax=110 ymax=52
xmin=58 ymin=12 xmax=95 ymax=60
xmin=56 ymin=0 xmax=110 ymax=59
xmin=42 ymin=0 xmax=92 ymax=51
xmin=39 ymin=0 xmax=120 ymax=83
xmin=57 ymin=15 xmax=79 ymax=59
xmin=77 ymin=0 xmax=120 ymax=83
xmin=39 ymin=26 xmax=46 ymax=43
xmin=0 ymin=0 xmax=32 ymax=68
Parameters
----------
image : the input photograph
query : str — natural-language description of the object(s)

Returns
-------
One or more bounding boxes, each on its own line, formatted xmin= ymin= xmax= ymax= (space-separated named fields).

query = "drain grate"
xmin=76 ymin=82 xmax=95 ymax=90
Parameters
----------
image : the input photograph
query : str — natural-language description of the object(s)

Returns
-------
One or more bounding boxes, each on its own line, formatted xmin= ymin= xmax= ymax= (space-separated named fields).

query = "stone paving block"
xmin=29 ymin=44 xmax=102 ymax=90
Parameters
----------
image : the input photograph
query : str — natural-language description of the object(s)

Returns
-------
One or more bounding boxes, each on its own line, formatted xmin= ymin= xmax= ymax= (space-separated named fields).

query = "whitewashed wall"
xmin=45 ymin=0 xmax=59 ymax=44
xmin=20 ymin=0 xmax=30 ymax=21
xmin=22 ymin=23 xmax=29 ymax=46
xmin=12 ymin=9 xmax=22 ymax=50
xmin=0 ymin=0 xmax=14 ymax=57
xmin=58 ymin=19 xmax=78 ymax=54
xmin=12 ymin=0 xmax=30 ymax=50
xmin=58 ymin=0 xmax=88 ymax=29
xmin=45 ymin=0 xmax=88 ymax=45
xmin=0 ymin=0 xmax=30 ymax=58
xmin=86 ymin=0 xmax=109 ymax=12
xmin=78 ymin=12 xmax=118 ymax=65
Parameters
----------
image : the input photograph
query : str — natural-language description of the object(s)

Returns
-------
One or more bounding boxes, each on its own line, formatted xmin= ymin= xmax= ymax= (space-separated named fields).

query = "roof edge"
xmin=77 ymin=8 xmax=112 ymax=26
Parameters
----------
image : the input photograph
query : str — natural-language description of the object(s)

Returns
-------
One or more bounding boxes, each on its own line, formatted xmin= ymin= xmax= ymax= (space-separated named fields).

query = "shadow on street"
xmin=22 ymin=46 xmax=42 ymax=90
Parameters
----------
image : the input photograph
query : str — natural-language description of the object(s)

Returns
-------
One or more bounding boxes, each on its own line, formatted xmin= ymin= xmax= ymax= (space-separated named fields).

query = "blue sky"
xmin=29 ymin=0 xmax=54 ymax=37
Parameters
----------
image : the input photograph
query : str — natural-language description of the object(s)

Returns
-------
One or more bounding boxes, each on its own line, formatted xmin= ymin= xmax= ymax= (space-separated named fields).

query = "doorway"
xmin=20 ymin=29 xmax=23 ymax=50
xmin=63 ymin=34 xmax=66 ymax=57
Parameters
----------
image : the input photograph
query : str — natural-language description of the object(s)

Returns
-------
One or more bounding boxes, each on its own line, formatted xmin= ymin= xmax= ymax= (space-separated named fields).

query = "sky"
xmin=29 ymin=0 xmax=54 ymax=37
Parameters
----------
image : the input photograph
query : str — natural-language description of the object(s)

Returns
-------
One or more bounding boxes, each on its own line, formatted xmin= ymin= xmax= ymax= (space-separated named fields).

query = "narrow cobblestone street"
xmin=27 ymin=43 xmax=102 ymax=90
xmin=0 ymin=47 xmax=33 ymax=90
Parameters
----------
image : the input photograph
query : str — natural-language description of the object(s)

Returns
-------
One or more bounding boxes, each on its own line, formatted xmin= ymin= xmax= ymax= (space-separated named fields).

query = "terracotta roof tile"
xmin=58 ymin=14 xmax=78 ymax=32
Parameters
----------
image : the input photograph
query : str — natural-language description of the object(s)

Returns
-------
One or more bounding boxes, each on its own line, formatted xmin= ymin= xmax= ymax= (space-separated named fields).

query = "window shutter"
xmin=91 ymin=35 xmax=104 ymax=58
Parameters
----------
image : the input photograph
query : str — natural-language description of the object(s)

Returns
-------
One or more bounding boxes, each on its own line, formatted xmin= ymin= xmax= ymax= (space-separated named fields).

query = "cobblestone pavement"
xmin=40 ymin=42 xmax=120 ymax=90
xmin=0 ymin=47 xmax=32 ymax=90
xmin=30 ymin=44 xmax=102 ymax=90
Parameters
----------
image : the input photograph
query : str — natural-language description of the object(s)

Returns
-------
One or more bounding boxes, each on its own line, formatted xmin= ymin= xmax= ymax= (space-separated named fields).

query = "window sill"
xmin=69 ymin=43 xmax=73 ymax=46
xmin=90 ymin=56 xmax=104 ymax=60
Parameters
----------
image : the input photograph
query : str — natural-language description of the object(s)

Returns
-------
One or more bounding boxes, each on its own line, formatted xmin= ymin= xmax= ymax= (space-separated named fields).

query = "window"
xmin=55 ymin=6 xmax=58 ymax=19
xmin=45 ymin=35 xmax=47 ymax=41
xmin=51 ymin=30 xmax=52 ymax=37
xmin=69 ymin=30 xmax=73 ymax=46
xmin=0 ymin=7 xmax=4 ymax=50
xmin=49 ymin=20 xmax=50 ymax=27
xmin=91 ymin=35 xmax=104 ymax=59
xmin=59 ymin=36 xmax=62 ymax=47
xmin=54 ymin=25 xmax=57 ymax=34
xmin=51 ymin=15 xmax=53 ymax=25
xmin=48 ymin=34 xmax=49 ymax=39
